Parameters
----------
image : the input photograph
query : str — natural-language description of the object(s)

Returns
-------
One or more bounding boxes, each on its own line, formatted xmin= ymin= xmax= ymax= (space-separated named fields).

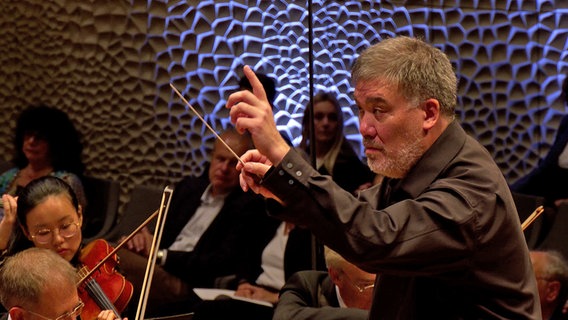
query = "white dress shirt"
xmin=255 ymin=221 xmax=289 ymax=290
xmin=168 ymin=184 xmax=227 ymax=252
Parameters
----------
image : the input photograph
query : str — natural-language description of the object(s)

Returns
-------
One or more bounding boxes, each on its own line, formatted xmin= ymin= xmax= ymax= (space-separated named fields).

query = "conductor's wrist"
xmin=270 ymin=144 xmax=290 ymax=167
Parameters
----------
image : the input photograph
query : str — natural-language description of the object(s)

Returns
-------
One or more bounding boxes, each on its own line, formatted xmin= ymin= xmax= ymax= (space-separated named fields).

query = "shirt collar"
xmin=335 ymin=285 xmax=348 ymax=308
xmin=201 ymin=184 xmax=230 ymax=204
xmin=395 ymin=120 xmax=466 ymax=199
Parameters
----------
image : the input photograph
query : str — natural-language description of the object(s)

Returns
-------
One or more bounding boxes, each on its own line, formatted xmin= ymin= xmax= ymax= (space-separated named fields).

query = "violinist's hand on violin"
xmin=96 ymin=310 xmax=126 ymax=320
xmin=121 ymin=226 xmax=153 ymax=257
xmin=0 ymin=194 xmax=18 ymax=251
xmin=237 ymin=150 xmax=284 ymax=205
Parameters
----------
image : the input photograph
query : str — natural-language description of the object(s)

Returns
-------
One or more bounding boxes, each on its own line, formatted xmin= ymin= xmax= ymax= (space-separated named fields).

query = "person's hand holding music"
xmin=235 ymin=281 xmax=279 ymax=305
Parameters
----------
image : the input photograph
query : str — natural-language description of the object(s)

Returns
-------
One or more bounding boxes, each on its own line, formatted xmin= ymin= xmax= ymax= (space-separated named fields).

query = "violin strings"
xmin=170 ymin=83 xmax=245 ymax=167
xmin=82 ymin=270 xmax=121 ymax=317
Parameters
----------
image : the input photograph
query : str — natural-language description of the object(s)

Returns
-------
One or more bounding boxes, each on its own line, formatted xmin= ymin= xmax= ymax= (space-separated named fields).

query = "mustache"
xmin=363 ymin=138 xmax=382 ymax=149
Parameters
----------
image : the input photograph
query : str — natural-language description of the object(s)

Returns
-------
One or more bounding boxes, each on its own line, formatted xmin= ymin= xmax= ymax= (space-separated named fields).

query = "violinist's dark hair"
xmin=13 ymin=105 xmax=85 ymax=176
xmin=7 ymin=176 xmax=80 ymax=256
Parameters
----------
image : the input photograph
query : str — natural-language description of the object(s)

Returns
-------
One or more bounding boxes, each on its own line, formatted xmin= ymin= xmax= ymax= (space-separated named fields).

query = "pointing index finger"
xmin=243 ymin=65 xmax=268 ymax=102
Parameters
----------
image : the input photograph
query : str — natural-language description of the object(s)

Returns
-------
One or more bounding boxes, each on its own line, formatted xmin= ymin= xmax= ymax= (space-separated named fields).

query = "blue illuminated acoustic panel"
xmin=0 ymin=0 xmax=566 ymax=205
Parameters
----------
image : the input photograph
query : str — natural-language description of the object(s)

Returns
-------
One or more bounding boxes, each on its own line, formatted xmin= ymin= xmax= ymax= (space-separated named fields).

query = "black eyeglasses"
xmin=30 ymin=222 xmax=81 ymax=244
xmin=23 ymin=300 xmax=84 ymax=320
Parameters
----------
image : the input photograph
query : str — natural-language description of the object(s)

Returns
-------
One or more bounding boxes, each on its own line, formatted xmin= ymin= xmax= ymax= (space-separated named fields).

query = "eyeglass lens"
xmin=32 ymin=222 xmax=79 ymax=244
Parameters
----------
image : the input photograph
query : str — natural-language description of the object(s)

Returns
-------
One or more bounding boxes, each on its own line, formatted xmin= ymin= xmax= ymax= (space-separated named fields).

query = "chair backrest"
xmin=536 ymin=203 xmax=568 ymax=260
xmin=512 ymin=192 xmax=546 ymax=249
xmin=105 ymin=184 xmax=164 ymax=242
xmin=82 ymin=176 xmax=120 ymax=243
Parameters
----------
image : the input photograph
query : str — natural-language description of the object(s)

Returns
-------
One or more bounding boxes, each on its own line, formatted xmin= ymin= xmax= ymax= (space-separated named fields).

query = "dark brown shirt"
xmin=263 ymin=121 xmax=540 ymax=319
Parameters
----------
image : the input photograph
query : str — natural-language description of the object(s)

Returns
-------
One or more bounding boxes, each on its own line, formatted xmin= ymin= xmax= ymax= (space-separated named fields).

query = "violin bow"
xmin=170 ymin=83 xmax=244 ymax=167
xmin=135 ymin=185 xmax=174 ymax=320
xmin=77 ymin=208 xmax=161 ymax=285
xmin=521 ymin=205 xmax=544 ymax=231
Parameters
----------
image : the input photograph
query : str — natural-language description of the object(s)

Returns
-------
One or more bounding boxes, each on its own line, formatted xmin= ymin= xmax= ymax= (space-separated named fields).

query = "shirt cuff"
xmin=156 ymin=249 xmax=167 ymax=266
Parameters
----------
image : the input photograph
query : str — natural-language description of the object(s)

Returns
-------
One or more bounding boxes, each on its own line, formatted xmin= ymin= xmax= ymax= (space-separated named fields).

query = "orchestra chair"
xmin=104 ymin=184 xmax=164 ymax=243
xmin=512 ymin=192 xmax=547 ymax=249
xmin=82 ymin=176 xmax=120 ymax=243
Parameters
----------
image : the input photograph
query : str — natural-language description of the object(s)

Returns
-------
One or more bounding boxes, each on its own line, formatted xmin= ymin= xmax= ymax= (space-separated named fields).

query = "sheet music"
xmin=193 ymin=288 xmax=273 ymax=308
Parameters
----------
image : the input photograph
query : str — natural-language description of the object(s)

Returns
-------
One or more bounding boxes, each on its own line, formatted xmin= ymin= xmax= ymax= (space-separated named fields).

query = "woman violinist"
xmin=1 ymin=176 xmax=132 ymax=320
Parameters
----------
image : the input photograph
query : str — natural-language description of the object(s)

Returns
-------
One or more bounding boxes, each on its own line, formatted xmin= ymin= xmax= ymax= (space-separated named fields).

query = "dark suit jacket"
xmin=512 ymin=114 xmax=568 ymax=203
xmin=273 ymin=271 xmax=369 ymax=320
xmin=160 ymin=170 xmax=273 ymax=288
xmin=234 ymin=224 xmax=326 ymax=290
xmin=190 ymin=223 xmax=326 ymax=320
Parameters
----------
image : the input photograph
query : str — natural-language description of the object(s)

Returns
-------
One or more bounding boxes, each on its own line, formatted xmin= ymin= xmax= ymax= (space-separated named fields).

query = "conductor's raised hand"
xmin=226 ymin=65 xmax=289 ymax=166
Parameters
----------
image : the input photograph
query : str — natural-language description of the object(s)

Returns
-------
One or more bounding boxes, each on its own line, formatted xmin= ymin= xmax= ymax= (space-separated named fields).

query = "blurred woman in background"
xmin=0 ymin=105 xmax=85 ymax=251
xmin=299 ymin=92 xmax=376 ymax=194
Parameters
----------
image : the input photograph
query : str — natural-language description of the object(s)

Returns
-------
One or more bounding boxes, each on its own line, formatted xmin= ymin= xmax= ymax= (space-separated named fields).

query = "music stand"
xmin=134 ymin=186 xmax=174 ymax=320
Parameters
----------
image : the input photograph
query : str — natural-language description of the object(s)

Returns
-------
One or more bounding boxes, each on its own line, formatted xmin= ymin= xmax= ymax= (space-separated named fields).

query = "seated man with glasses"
xmin=530 ymin=250 xmax=568 ymax=320
xmin=272 ymin=246 xmax=375 ymax=320
xmin=0 ymin=247 xmax=116 ymax=320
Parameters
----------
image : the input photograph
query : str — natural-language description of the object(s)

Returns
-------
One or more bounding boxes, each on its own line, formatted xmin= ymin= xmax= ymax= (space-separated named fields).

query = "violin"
xmin=76 ymin=186 xmax=173 ymax=320
xmin=77 ymin=239 xmax=134 ymax=320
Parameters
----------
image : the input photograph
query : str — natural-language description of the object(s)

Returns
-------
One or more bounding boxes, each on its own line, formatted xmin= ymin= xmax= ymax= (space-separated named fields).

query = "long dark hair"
xmin=7 ymin=176 xmax=80 ymax=255
xmin=13 ymin=105 xmax=84 ymax=175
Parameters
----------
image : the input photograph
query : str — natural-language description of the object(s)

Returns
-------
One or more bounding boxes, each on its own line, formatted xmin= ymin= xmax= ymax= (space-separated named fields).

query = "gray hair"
xmin=324 ymin=246 xmax=348 ymax=271
xmin=539 ymin=250 xmax=568 ymax=279
xmin=352 ymin=36 xmax=457 ymax=119
xmin=538 ymin=250 xmax=568 ymax=301
xmin=0 ymin=248 xmax=77 ymax=309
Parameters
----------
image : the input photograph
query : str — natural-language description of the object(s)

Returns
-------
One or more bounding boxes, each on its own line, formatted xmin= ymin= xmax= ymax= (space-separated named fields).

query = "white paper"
xmin=193 ymin=288 xmax=273 ymax=308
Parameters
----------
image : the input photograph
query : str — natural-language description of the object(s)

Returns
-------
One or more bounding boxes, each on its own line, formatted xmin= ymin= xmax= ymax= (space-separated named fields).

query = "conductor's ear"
xmin=421 ymin=98 xmax=440 ymax=130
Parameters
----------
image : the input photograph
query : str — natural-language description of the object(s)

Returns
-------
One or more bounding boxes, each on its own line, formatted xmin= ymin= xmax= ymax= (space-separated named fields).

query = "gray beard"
xmin=366 ymin=132 xmax=424 ymax=179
